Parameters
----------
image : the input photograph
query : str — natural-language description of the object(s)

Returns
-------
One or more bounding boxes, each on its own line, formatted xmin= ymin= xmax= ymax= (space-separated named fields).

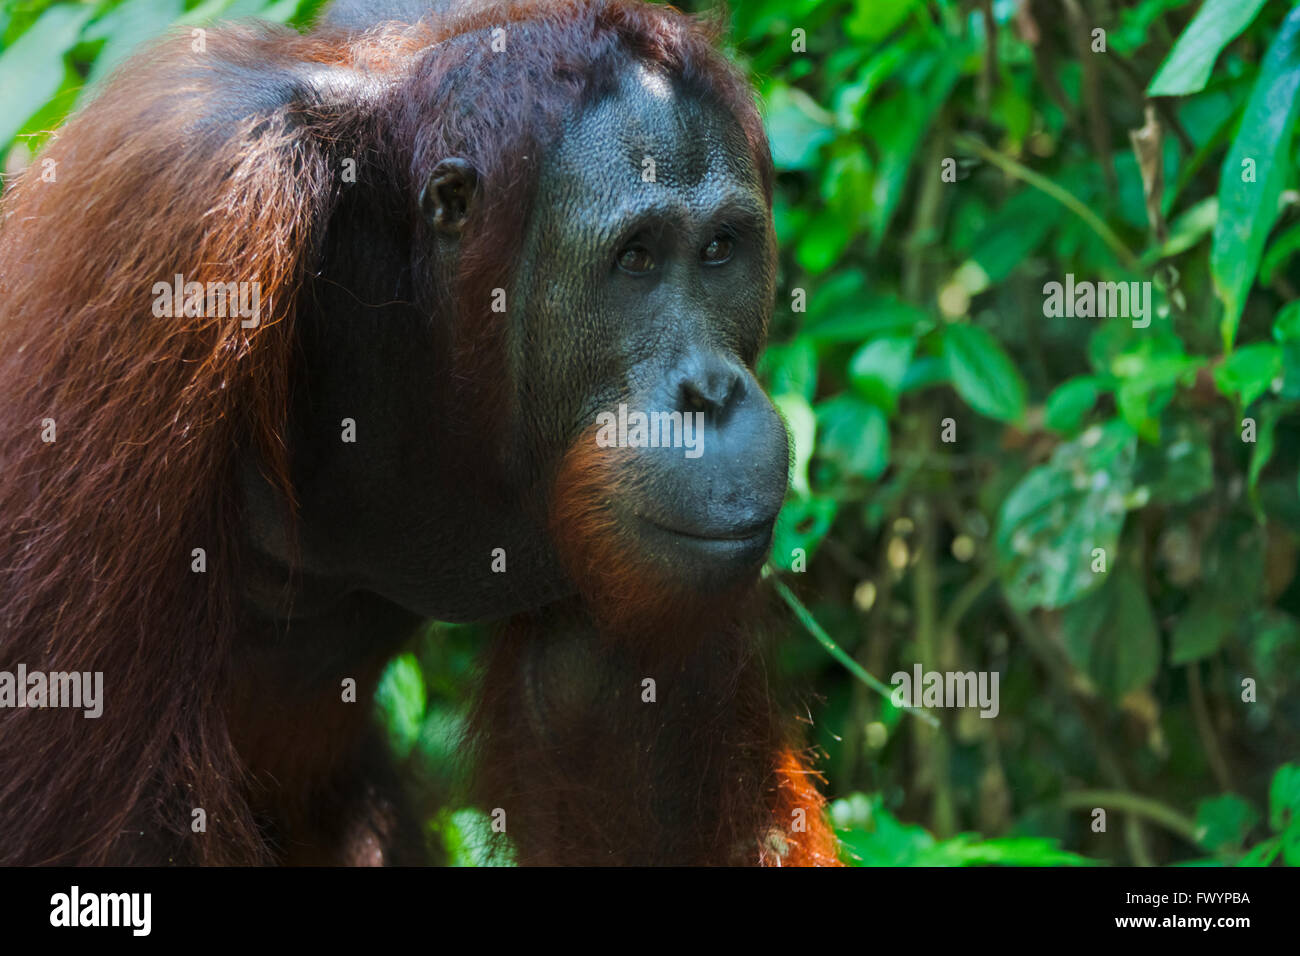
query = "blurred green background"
xmin=3 ymin=0 xmax=1299 ymax=866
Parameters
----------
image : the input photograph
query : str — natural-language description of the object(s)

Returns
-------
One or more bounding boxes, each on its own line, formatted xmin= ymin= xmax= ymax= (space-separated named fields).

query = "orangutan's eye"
xmin=701 ymin=235 xmax=733 ymax=264
xmin=616 ymin=244 xmax=656 ymax=275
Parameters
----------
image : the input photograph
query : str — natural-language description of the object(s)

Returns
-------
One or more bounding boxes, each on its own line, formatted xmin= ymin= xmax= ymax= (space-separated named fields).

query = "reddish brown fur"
xmin=0 ymin=39 xmax=330 ymax=864
xmin=548 ymin=423 xmax=758 ymax=640
xmin=470 ymin=596 xmax=841 ymax=866
xmin=768 ymin=749 xmax=842 ymax=866
xmin=466 ymin=423 xmax=841 ymax=865
xmin=0 ymin=0 xmax=836 ymax=865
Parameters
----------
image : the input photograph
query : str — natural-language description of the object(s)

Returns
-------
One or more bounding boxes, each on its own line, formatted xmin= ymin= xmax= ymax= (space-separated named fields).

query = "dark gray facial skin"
xmin=242 ymin=59 xmax=788 ymax=640
xmin=509 ymin=63 xmax=789 ymax=586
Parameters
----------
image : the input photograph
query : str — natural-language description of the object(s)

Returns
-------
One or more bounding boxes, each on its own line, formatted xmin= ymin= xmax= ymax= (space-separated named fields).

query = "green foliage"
xmin=1191 ymin=763 xmax=1300 ymax=864
xmin=997 ymin=422 xmax=1136 ymax=610
xmin=1210 ymin=3 xmax=1300 ymax=347
xmin=0 ymin=3 xmax=91 ymax=148
xmin=736 ymin=0 xmax=1300 ymax=868
xmin=831 ymin=792 xmax=1095 ymax=866
xmin=942 ymin=323 xmax=1027 ymax=423
xmin=1146 ymin=0 xmax=1271 ymax=96
xmin=374 ymin=652 xmax=426 ymax=759
xmin=0 ymin=0 xmax=328 ymax=161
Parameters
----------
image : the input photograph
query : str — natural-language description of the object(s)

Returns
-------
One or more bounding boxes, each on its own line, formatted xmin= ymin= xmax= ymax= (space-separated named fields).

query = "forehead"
xmin=537 ymin=63 xmax=765 ymax=215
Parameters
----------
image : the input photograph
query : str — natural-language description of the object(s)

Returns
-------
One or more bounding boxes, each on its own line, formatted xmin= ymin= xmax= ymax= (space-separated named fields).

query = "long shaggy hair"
xmin=0 ymin=0 xmax=836 ymax=865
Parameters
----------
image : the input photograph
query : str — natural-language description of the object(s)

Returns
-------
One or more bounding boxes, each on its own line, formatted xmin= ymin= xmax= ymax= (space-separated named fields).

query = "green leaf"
xmin=1094 ymin=331 xmax=1202 ymax=442
xmin=943 ymin=323 xmax=1028 ymax=423
xmin=1284 ymin=825 xmax=1300 ymax=867
xmin=832 ymin=41 xmax=913 ymax=127
xmin=771 ymin=495 xmax=838 ymax=572
xmin=1061 ymin=571 xmax=1160 ymax=702
xmin=805 ymin=293 xmax=931 ymax=344
xmin=1201 ymin=518 xmax=1269 ymax=612
xmin=1107 ymin=333 xmax=1202 ymax=386
xmin=1132 ymin=415 xmax=1214 ymax=504
xmin=764 ymin=83 xmax=834 ymax=172
xmin=1147 ymin=0 xmax=1270 ymax=96
xmin=797 ymin=205 xmax=856 ymax=273
xmin=1274 ymin=301 xmax=1300 ymax=342
xmin=1280 ymin=343 xmax=1300 ymax=400
xmin=1271 ymin=762 xmax=1300 ymax=866
xmin=1270 ymin=763 xmax=1300 ymax=831
xmin=966 ymin=190 xmax=1063 ymax=285
xmin=802 ymin=270 xmax=866 ymax=325
xmin=848 ymin=335 xmax=915 ymax=414
xmin=1211 ymin=3 xmax=1300 ymax=349
xmin=1171 ymin=596 xmax=1234 ymax=664
xmin=815 ymin=395 xmax=890 ymax=481
xmin=1140 ymin=196 xmax=1217 ymax=266
xmin=862 ymin=59 xmax=959 ymax=249
xmin=414 ymin=704 xmax=466 ymax=778
xmin=0 ymin=3 xmax=93 ymax=149
xmin=175 ymin=0 xmax=270 ymax=25
xmin=1045 ymin=378 xmax=1101 ymax=435
xmin=434 ymin=807 xmax=508 ymax=867
xmin=82 ymin=0 xmax=185 ymax=91
xmin=261 ymin=0 xmax=304 ymax=23
xmin=845 ymin=0 xmax=922 ymax=44
xmin=760 ymin=340 xmax=818 ymax=401
xmin=1238 ymin=836 xmax=1283 ymax=866
xmin=1261 ymin=220 xmax=1300 ymax=283
xmin=174 ymin=0 xmax=237 ymax=25
xmin=914 ymin=835 xmax=1093 ymax=867
xmin=1115 ymin=379 xmax=1173 ymax=444
xmin=374 ymin=652 xmax=426 ymax=758
xmin=823 ymin=146 xmax=873 ymax=220
xmin=1213 ymin=342 xmax=1283 ymax=407
xmin=831 ymin=793 xmax=1095 ymax=866
xmin=1246 ymin=400 xmax=1282 ymax=496
xmin=900 ymin=354 xmax=949 ymax=392
xmin=997 ymin=422 xmax=1137 ymax=611
xmin=1194 ymin=794 xmax=1260 ymax=853
xmin=773 ymin=392 xmax=816 ymax=498
xmin=1248 ymin=609 xmax=1300 ymax=680
xmin=832 ymin=793 xmax=932 ymax=865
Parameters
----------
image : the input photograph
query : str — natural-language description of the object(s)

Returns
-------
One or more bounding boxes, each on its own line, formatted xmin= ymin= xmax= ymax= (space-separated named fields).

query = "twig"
xmin=769 ymin=572 xmax=940 ymax=728
xmin=952 ymin=131 xmax=1140 ymax=271
xmin=937 ymin=563 xmax=999 ymax=642
xmin=1187 ymin=660 xmax=1231 ymax=791
xmin=1059 ymin=790 xmax=1199 ymax=845
xmin=1000 ymin=595 xmax=1154 ymax=865
xmin=913 ymin=496 xmax=955 ymax=836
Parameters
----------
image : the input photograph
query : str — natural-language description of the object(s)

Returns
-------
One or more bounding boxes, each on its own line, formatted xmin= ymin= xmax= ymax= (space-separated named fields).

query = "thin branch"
xmin=1000 ymin=595 xmax=1154 ymax=865
xmin=1187 ymin=660 xmax=1232 ymax=791
xmin=1059 ymin=790 xmax=1200 ymax=845
xmin=937 ymin=563 xmax=999 ymax=642
xmin=769 ymin=571 xmax=940 ymax=728
xmin=952 ymin=131 xmax=1140 ymax=271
